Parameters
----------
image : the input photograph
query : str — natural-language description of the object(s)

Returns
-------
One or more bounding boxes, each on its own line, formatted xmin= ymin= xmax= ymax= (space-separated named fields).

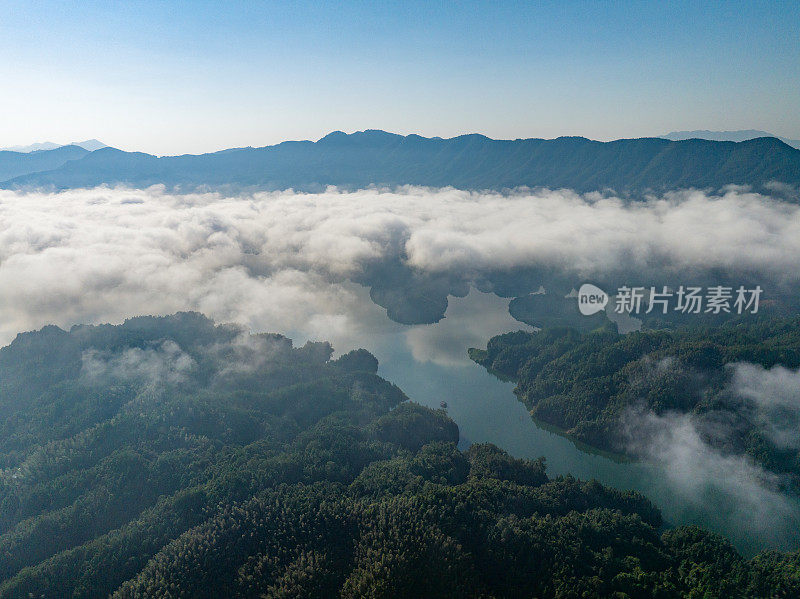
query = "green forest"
xmin=470 ymin=317 xmax=800 ymax=489
xmin=0 ymin=313 xmax=798 ymax=597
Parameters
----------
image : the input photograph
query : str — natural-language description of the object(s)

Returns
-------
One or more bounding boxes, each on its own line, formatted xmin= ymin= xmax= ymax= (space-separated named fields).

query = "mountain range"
xmin=1 ymin=130 xmax=799 ymax=195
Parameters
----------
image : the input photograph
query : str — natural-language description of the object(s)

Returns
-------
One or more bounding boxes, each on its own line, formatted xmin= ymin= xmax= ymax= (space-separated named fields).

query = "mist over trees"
xmin=470 ymin=317 xmax=800 ymax=489
xmin=0 ymin=313 xmax=797 ymax=597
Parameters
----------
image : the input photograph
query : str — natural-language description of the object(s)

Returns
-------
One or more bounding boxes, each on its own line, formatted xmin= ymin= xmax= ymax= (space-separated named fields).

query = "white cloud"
xmin=82 ymin=340 xmax=195 ymax=387
xmin=622 ymin=408 xmax=800 ymax=548
xmin=1 ymin=185 xmax=799 ymax=345
xmin=731 ymin=363 xmax=800 ymax=450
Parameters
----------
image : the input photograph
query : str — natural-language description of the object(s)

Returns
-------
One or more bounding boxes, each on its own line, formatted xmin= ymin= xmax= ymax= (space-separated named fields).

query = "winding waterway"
xmin=290 ymin=286 xmax=800 ymax=556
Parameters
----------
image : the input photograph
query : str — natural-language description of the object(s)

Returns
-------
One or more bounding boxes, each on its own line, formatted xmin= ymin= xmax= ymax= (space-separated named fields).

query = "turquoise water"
xmin=297 ymin=287 xmax=800 ymax=555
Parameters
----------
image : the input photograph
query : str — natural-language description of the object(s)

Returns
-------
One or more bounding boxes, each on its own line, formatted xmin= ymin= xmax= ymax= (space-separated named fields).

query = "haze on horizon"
xmin=1 ymin=1 xmax=798 ymax=156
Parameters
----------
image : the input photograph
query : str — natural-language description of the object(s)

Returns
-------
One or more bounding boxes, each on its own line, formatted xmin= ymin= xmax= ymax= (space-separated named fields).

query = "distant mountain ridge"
xmin=661 ymin=129 xmax=800 ymax=150
xmin=2 ymin=130 xmax=799 ymax=196
xmin=0 ymin=139 xmax=107 ymax=153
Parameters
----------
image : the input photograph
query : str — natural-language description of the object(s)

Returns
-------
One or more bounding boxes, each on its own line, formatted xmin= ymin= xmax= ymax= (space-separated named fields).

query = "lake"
xmin=289 ymin=286 xmax=800 ymax=556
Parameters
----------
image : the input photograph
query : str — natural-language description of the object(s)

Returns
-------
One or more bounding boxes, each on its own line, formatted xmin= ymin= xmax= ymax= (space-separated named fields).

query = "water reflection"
xmin=287 ymin=286 xmax=800 ymax=555
xmin=405 ymin=290 xmax=536 ymax=366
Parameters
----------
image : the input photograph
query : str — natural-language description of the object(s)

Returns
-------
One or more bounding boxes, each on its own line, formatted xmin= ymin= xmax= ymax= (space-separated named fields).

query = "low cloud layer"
xmin=622 ymin=408 xmax=800 ymax=550
xmin=1 ymin=185 xmax=800 ymax=345
xmin=732 ymin=363 xmax=800 ymax=450
xmin=82 ymin=340 xmax=195 ymax=387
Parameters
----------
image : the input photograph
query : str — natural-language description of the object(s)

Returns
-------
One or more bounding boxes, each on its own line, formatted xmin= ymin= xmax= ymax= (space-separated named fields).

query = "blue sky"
xmin=1 ymin=1 xmax=798 ymax=155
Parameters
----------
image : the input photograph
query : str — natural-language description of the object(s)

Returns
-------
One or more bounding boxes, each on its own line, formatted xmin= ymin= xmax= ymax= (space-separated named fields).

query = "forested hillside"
xmin=0 ymin=313 xmax=797 ymax=597
xmin=471 ymin=318 xmax=800 ymax=487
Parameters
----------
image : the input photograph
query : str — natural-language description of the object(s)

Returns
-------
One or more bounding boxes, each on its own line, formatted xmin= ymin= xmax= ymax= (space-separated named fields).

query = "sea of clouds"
xmin=1 ymin=184 xmax=800 ymax=345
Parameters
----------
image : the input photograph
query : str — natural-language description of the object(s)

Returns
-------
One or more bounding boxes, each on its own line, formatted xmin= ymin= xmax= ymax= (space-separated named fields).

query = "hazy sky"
xmin=1 ymin=1 xmax=798 ymax=155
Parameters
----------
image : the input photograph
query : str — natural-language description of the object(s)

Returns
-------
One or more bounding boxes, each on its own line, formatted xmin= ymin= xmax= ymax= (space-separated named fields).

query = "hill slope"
xmin=0 ymin=145 xmax=89 ymax=182
xmin=0 ymin=313 xmax=798 ymax=597
xmin=470 ymin=318 xmax=800 ymax=487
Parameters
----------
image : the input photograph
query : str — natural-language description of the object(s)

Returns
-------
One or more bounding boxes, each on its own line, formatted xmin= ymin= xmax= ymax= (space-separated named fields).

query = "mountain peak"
xmin=71 ymin=139 xmax=107 ymax=152
xmin=317 ymin=130 xmax=348 ymax=143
